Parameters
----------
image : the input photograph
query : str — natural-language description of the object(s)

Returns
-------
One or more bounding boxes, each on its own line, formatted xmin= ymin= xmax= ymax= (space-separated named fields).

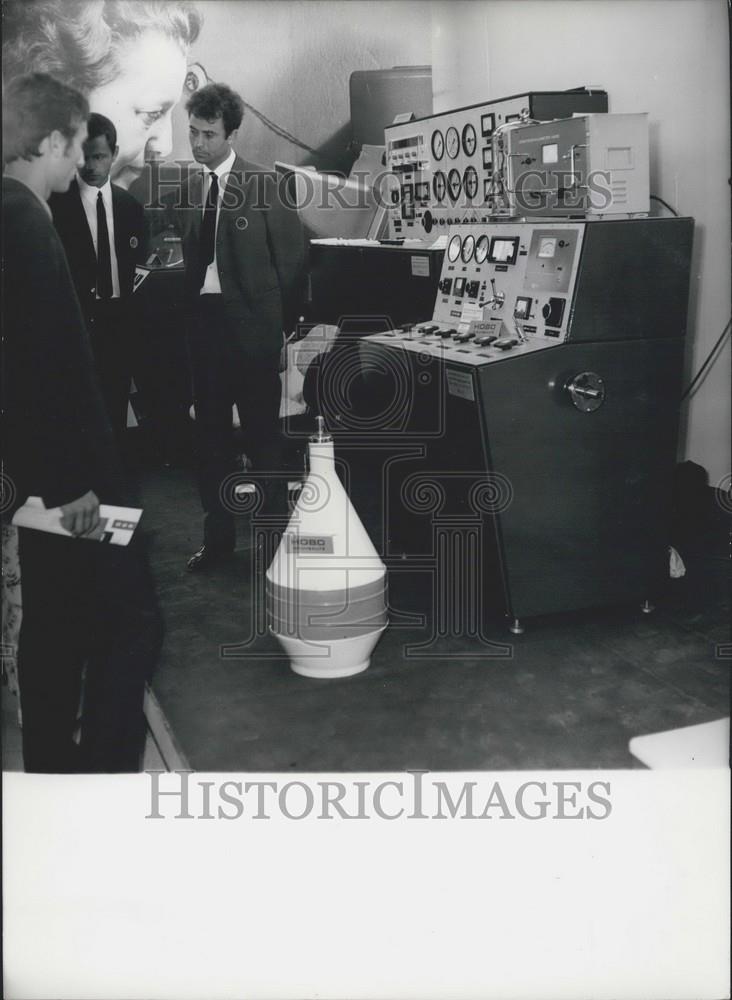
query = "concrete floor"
xmin=133 ymin=456 xmax=729 ymax=772
xmin=3 ymin=430 xmax=727 ymax=774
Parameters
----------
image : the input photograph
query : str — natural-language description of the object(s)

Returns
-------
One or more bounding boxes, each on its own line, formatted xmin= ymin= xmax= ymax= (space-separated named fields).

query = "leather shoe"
xmin=186 ymin=543 xmax=233 ymax=573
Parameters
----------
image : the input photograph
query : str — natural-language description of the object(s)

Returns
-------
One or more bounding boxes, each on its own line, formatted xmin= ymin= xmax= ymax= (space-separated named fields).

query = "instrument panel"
xmin=501 ymin=113 xmax=650 ymax=218
xmin=365 ymin=222 xmax=586 ymax=366
xmin=384 ymin=89 xmax=608 ymax=239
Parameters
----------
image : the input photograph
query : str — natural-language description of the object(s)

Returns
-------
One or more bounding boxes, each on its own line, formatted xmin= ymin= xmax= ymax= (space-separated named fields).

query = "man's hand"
xmin=60 ymin=490 xmax=100 ymax=536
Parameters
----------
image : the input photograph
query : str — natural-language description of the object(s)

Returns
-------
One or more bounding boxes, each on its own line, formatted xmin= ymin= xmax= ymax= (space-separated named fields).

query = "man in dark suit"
xmin=50 ymin=112 xmax=146 ymax=442
xmin=2 ymin=73 xmax=161 ymax=772
xmin=175 ymin=83 xmax=306 ymax=571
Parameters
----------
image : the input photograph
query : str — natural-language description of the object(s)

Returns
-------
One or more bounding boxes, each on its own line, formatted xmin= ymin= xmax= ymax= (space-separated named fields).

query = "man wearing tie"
xmin=50 ymin=112 xmax=146 ymax=441
xmin=175 ymin=83 xmax=306 ymax=571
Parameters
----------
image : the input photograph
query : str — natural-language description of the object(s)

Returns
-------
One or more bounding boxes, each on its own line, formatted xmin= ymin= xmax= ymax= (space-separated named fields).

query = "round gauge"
xmin=475 ymin=234 xmax=490 ymax=264
xmin=445 ymin=126 xmax=460 ymax=159
xmin=447 ymin=168 xmax=462 ymax=202
xmin=447 ymin=234 xmax=462 ymax=263
xmin=432 ymin=171 xmax=446 ymax=202
xmin=462 ymin=123 xmax=477 ymax=157
xmin=431 ymin=129 xmax=444 ymax=161
xmin=463 ymin=165 xmax=479 ymax=200
xmin=461 ymin=233 xmax=475 ymax=264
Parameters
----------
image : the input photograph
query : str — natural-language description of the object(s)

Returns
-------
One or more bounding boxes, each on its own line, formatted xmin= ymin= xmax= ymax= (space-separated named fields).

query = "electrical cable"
xmin=241 ymin=99 xmax=324 ymax=159
xmin=188 ymin=64 xmax=327 ymax=160
xmin=650 ymin=194 xmax=679 ymax=217
xmin=680 ymin=319 xmax=731 ymax=400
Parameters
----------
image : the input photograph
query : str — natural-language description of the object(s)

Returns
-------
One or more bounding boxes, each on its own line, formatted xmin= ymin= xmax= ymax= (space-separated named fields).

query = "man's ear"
xmin=227 ymin=128 xmax=239 ymax=146
xmin=47 ymin=129 xmax=65 ymax=157
xmin=111 ymin=144 xmax=120 ymax=163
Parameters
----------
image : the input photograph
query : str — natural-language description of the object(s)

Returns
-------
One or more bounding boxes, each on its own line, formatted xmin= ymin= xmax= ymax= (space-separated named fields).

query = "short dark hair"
xmin=2 ymin=72 xmax=89 ymax=164
xmin=2 ymin=1 xmax=202 ymax=94
xmin=186 ymin=83 xmax=244 ymax=137
xmin=86 ymin=112 xmax=117 ymax=152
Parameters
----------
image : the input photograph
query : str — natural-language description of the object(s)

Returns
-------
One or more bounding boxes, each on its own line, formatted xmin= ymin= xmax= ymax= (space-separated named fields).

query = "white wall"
xmin=432 ymin=0 xmax=730 ymax=484
xmin=176 ymin=0 xmax=432 ymax=170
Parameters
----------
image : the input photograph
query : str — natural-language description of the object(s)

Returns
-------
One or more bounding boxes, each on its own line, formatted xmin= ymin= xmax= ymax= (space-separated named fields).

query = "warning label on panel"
xmin=410 ymin=255 xmax=430 ymax=277
xmin=461 ymin=303 xmax=482 ymax=322
xmin=446 ymin=368 xmax=475 ymax=401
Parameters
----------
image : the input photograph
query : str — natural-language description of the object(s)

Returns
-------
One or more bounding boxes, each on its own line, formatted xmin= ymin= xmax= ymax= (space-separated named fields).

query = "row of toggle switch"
xmin=396 ymin=324 xmax=519 ymax=351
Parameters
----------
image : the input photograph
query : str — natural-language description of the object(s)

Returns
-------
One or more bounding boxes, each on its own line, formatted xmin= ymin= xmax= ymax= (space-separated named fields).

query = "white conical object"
xmin=266 ymin=417 xmax=387 ymax=678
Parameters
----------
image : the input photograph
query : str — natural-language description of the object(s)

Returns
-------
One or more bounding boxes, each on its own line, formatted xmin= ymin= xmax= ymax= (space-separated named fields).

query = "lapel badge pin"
xmin=130 ymin=236 xmax=138 ymax=249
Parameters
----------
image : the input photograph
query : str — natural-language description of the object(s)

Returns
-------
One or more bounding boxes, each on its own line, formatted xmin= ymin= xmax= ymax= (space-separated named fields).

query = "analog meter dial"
xmin=431 ymin=129 xmax=444 ymax=161
xmin=475 ymin=234 xmax=490 ymax=264
xmin=447 ymin=168 xmax=462 ymax=201
xmin=463 ymin=165 xmax=479 ymax=199
xmin=461 ymin=233 xmax=476 ymax=263
xmin=447 ymin=234 xmax=462 ymax=263
xmin=445 ymin=126 xmax=460 ymax=159
xmin=462 ymin=123 xmax=477 ymax=156
xmin=538 ymin=237 xmax=557 ymax=258
xmin=433 ymin=171 xmax=446 ymax=202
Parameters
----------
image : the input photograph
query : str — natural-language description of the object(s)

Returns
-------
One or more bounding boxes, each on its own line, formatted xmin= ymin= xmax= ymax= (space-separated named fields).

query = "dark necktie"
xmin=199 ymin=172 xmax=219 ymax=286
xmin=96 ymin=191 xmax=113 ymax=299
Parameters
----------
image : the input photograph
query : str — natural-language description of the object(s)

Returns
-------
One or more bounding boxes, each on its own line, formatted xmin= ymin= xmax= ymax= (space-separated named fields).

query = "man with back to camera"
xmin=175 ymin=82 xmax=306 ymax=571
xmin=2 ymin=73 xmax=161 ymax=773
xmin=49 ymin=112 xmax=147 ymax=444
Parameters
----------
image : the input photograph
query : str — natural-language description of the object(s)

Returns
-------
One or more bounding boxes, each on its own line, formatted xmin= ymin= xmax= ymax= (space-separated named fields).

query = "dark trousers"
xmin=17 ymin=528 xmax=162 ymax=773
xmin=89 ymin=299 xmax=133 ymax=444
xmin=188 ymin=295 xmax=287 ymax=551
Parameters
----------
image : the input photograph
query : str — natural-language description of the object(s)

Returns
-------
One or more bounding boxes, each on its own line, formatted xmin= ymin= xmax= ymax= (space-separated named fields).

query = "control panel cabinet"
xmin=357 ymin=218 xmax=694 ymax=624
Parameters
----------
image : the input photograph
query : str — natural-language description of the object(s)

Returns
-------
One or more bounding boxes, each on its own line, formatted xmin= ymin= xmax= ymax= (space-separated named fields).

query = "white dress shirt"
xmin=77 ymin=174 xmax=120 ymax=298
xmin=200 ymin=147 xmax=236 ymax=296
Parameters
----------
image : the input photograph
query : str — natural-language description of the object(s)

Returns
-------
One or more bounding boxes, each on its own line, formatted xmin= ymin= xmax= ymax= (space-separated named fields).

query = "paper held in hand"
xmin=12 ymin=497 xmax=142 ymax=546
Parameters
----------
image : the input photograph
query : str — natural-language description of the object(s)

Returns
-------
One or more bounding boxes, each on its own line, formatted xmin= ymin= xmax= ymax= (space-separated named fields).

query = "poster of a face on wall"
xmin=2 ymin=0 xmax=203 ymax=190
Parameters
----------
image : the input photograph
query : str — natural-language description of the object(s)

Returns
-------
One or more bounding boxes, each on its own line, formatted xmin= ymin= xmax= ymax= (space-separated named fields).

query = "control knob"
xmin=564 ymin=372 xmax=605 ymax=412
xmin=542 ymin=297 xmax=566 ymax=327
